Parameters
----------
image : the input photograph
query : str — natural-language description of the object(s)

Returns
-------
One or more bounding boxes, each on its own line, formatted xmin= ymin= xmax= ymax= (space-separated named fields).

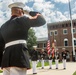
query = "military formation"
xmin=30 ymin=47 xmax=68 ymax=74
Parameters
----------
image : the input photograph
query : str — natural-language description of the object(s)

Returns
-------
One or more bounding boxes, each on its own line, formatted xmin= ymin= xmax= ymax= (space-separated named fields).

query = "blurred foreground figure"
xmin=0 ymin=2 xmax=46 ymax=75
xmin=0 ymin=32 xmax=5 ymax=67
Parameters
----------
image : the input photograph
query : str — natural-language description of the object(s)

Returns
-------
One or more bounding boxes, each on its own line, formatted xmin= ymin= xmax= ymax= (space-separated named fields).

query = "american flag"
xmin=46 ymin=40 xmax=51 ymax=55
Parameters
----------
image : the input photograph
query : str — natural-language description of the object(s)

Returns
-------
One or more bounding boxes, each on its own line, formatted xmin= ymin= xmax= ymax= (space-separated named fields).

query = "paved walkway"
xmin=0 ymin=62 xmax=76 ymax=75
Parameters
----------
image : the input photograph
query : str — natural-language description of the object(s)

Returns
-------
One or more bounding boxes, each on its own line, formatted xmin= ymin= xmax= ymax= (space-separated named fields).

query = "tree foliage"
xmin=27 ymin=28 xmax=37 ymax=50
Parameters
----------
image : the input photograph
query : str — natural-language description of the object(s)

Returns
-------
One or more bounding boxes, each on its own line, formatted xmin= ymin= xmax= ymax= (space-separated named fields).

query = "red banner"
xmin=46 ymin=40 xmax=51 ymax=55
xmin=51 ymin=47 xmax=55 ymax=58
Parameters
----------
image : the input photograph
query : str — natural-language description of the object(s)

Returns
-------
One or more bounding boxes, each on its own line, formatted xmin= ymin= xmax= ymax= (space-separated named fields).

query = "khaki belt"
xmin=5 ymin=40 xmax=26 ymax=48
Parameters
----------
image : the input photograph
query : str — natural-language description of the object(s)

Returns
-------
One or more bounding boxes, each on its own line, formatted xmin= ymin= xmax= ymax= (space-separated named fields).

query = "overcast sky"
xmin=0 ymin=0 xmax=76 ymax=38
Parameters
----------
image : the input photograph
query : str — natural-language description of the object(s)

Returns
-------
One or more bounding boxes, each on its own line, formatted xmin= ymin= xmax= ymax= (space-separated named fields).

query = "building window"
xmin=66 ymin=23 xmax=68 ymax=27
xmin=73 ymin=28 xmax=76 ymax=33
xmin=62 ymin=24 xmax=64 ymax=27
xmin=74 ymin=39 xmax=76 ymax=46
xmin=64 ymin=38 xmax=68 ymax=46
xmin=37 ymin=44 xmax=40 ymax=48
xmin=50 ymin=31 xmax=53 ymax=36
xmin=43 ymin=43 xmax=46 ymax=48
xmin=54 ymin=30 xmax=58 ymax=35
xmin=64 ymin=41 xmax=68 ymax=46
xmin=50 ymin=30 xmax=58 ymax=36
xmin=70 ymin=23 xmax=71 ymax=27
xmin=63 ymin=29 xmax=68 ymax=34
xmin=74 ymin=22 xmax=76 ymax=26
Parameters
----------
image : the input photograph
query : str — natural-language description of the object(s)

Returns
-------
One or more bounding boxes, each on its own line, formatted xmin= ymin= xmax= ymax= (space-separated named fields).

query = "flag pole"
xmin=68 ymin=0 xmax=75 ymax=61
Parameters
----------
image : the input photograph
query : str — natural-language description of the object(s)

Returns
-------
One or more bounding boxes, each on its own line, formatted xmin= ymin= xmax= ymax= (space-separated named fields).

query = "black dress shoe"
xmin=41 ymin=67 xmax=44 ymax=69
xmin=49 ymin=67 xmax=52 ymax=69
xmin=56 ymin=68 xmax=58 ymax=69
xmin=63 ymin=68 xmax=66 ymax=69
xmin=33 ymin=73 xmax=37 ymax=74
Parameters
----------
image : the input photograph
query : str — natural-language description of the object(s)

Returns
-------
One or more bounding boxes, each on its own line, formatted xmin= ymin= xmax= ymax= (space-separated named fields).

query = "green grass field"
xmin=37 ymin=60 xmax=55 ymax=67
xmin=73 ymin=71 xmax=76 ymax=75
xmin=30 ymin=60 xmax=56 ymax=68
xmin=0 ymin=70 xmax=3 ymax=73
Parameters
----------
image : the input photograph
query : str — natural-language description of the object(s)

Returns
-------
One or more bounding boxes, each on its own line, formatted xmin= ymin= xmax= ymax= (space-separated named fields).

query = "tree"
xmin=27 ymin=28 xmax=37 ymax=50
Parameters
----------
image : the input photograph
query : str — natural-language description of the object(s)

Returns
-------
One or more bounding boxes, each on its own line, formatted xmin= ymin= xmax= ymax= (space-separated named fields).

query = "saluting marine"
xmin=0 ymin=2 xmax=46 ymax=75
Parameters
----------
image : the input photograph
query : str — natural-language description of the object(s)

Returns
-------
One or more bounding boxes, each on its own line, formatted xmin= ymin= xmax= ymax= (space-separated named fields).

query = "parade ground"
xmin=0 ymin=62 xmax=76 ymax=75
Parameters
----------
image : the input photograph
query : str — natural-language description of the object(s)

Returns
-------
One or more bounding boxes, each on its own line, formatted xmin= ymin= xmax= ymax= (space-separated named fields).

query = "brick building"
xmin=47 ymin=19 xmax=76 ymax=61
xmin=37 ymin=37 xmax=48 ymax=51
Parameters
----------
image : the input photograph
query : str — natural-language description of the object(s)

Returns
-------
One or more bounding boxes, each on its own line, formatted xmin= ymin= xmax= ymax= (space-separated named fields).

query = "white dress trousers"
xmin=32 ymin=61 xmax=37 ymax=73
xmin=3 ymin=67 xmax=27 ymax=75
xmin=55 ymin=59 xmax=59 ymax=69
xmin=41 ymin=59 xmax=44 ymax=68
xmin=63 ymin=59 xmax=66 ymax=68
xmin=49 ymin=60 xmax=52 ymax=68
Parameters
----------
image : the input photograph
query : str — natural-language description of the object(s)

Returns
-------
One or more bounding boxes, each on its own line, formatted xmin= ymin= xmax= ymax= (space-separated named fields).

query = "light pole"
xmin=68 ymin=0 xmax=75 ymax=61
